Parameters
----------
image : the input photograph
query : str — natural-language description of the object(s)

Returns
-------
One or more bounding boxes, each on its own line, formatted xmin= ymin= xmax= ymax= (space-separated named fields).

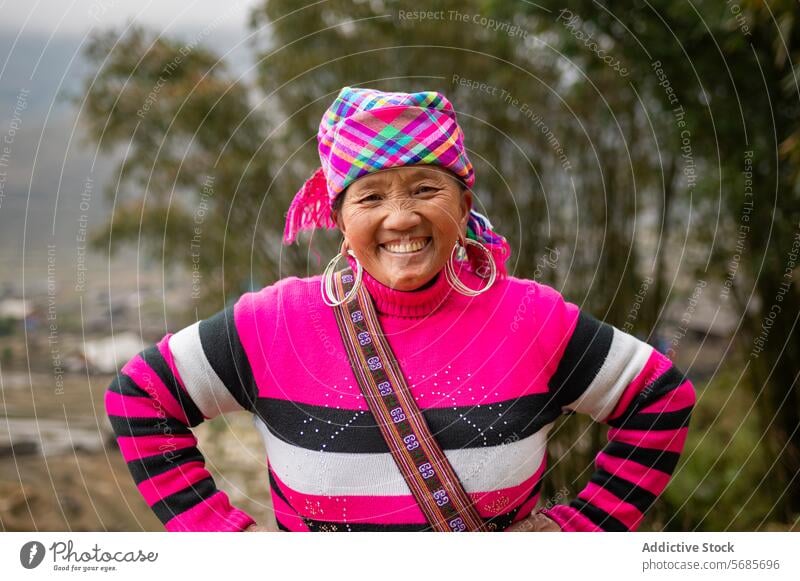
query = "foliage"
xmin=80 ymin=27 xmax=280 ymax=308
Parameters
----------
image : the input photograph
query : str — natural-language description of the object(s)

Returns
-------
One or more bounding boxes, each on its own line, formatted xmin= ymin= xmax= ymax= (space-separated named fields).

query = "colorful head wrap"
xmin=283 ymin=86 xmax=511 ymax=277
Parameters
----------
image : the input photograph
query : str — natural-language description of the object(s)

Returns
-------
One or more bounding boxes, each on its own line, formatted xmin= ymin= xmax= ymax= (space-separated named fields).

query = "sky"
xmin=0 ymin=0 xmax=261 ymax=37
xmin=0 ymin=0 xmax=264 ymax=112
xmin=0 ymin=1 xmax=265 ymax=291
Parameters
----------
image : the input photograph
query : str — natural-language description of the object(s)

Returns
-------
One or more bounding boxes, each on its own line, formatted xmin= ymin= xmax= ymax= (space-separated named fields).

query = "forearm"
xmin=548 ymin=349 xmax=696 ymax=531
xmin=106 ymin=335 xmax=256 ymax=531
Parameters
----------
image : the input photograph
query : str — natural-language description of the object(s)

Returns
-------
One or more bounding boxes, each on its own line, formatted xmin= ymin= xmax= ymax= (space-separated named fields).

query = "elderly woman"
xmin=106 ymin=87 xmax=696 ymax=532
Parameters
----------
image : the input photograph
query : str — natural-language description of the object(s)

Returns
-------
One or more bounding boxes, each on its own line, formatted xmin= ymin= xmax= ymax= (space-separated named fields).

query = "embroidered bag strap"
xmin=330 ymin=268 xmax=486 ymax=532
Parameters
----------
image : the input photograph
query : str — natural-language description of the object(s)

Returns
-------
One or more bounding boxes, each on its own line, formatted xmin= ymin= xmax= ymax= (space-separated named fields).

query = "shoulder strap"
xmin=330 ymin=268 xmax=487 ymax=532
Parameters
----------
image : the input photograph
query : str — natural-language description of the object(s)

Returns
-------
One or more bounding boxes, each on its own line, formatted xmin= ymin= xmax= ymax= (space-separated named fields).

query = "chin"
xmin=385 ymin=270 xmax=435 ymax=291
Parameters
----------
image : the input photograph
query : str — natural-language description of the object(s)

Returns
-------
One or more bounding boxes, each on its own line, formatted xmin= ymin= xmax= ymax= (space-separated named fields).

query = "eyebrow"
xmin=355 ymin=170 xmax=449 ymax=190
xmin=406 ymin=169 xmax=449 ymax=181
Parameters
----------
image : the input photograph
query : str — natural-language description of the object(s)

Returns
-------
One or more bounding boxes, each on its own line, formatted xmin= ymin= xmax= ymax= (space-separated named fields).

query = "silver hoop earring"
xmin=321 ymin=249 xmax=363 ymax=307
xmin=445 ymin=237 xmax=497 ymax=297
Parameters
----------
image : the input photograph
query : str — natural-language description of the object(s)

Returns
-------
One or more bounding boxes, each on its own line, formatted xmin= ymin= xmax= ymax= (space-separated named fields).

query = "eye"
xmin=359 ymin=193 xmax=382 ymax=203
xmin=415 ymin=185 xmax=439 ymax=195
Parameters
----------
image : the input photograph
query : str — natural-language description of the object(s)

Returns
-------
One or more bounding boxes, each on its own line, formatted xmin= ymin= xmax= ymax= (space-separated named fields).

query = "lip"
xmin=379 ymin=236 xmax=432 ymax=256
xmin=380 ymin=235 xmax=430 ymax=245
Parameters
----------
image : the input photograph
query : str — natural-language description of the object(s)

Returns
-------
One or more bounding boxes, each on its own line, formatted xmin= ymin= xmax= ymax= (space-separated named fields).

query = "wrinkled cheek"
xmin=434 ymin=238 xmax=450 ymax=262
xmin=367 ymin=246 xmax=384 ymax=268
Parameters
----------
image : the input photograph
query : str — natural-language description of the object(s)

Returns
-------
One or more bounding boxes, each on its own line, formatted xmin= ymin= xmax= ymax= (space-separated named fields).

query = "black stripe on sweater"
xmin=151 ymin=477 xmax=218 ymax=524
xmin=603 ymin=441 xmax=681 ymax=475
xmin=198 ymin=305 xmax=257 ymax=412
xmin=606 ymin=366 xmax=689 ymax=428
xmin=589 ymin=468 xmax=658 ymax=515
xmin=126 ymin=447 xmax=206 ymax=485
xmin=304 ymin=520 xmax=430 ymax=532
xmin=139 ymin=346 xmax=204 ymax=427
xmin=605 ymin=407 xmax=693 ymax=431
xmin=108 ymin=373 xmax=150 ymax=398
xmin=108 ymin=415 xmax=192 ymax=438
xmin=570 ymin=497 xmax=628 ymax=532
xmin=255 ymin=393 xmax=561 ymax=453
xmin=548 ymin=311 xmax=614 ymax=409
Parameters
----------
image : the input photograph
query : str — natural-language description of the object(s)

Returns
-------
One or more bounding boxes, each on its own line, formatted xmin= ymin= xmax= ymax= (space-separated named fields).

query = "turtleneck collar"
xmin=345 ymin=254 xmax=457 ymax=318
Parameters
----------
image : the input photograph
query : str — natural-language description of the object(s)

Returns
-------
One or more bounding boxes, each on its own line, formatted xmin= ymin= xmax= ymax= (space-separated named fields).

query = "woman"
xmin=105 ymin=86 xmax=696 ymax=532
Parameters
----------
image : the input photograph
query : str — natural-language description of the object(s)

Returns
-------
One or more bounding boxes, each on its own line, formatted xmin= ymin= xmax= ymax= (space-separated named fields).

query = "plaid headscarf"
xmin=283 ymin=86 xmax=511 ymax=277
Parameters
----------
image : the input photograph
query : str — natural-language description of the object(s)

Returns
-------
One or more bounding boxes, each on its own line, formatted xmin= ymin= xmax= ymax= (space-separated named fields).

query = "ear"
xmin=460 ymin=188 xmax=473 ymax=230
xmin=333 ymin=210 xmax=345 ymax=234
xmin=333 ymin=190 xmax=347 ymax=234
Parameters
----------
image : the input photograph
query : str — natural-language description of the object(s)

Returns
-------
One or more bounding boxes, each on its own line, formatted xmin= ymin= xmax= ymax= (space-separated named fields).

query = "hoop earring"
xmin=445 ymin=237 xmax=497 ymax=297
xmin=321 ymin=248 xmax=363 ymax=307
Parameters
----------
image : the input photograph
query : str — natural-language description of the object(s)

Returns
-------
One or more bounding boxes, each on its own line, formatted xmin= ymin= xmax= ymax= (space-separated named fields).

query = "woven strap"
xmin=330 ymin=268 xmax=486 ymax=532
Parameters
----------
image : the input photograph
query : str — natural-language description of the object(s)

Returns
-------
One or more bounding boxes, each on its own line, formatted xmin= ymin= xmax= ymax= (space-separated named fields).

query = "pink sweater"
xmin=105 ymin=264 xmax=695 ymax=532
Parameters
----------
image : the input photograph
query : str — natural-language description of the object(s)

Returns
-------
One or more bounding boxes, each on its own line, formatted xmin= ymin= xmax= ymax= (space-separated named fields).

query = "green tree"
xmin=80 ymin=27 xmax=279 ymax=309
xmin=517 ymin=0 xmax=800 ymax=525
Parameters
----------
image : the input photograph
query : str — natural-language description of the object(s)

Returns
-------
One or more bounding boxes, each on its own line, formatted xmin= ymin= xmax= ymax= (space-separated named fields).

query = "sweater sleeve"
xmin=105 ymin=304 xmax=259 ymax=532
xmin=533 ymin=284 xmax=696 ymax=532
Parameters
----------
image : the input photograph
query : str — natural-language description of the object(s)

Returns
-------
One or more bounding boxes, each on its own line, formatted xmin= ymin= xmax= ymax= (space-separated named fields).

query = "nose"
xmin=382 ymin=202 xmax=422 ymax=232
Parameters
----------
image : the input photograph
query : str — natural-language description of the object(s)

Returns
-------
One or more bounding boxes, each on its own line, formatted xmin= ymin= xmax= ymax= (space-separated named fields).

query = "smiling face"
xmin=333 ymin=165 xmax=472 ymax=291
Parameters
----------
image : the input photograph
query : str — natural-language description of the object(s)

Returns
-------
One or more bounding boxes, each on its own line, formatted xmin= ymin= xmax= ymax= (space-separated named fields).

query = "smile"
xmin=380 ymin=237 xmax=432 ymax=255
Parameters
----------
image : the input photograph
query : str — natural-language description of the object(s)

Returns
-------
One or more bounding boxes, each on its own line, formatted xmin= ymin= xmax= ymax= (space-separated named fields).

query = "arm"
xmin=105 ymin=304 xmax=259 ymax=531
xmin=534 ymin=285 xmax=696 ymax=532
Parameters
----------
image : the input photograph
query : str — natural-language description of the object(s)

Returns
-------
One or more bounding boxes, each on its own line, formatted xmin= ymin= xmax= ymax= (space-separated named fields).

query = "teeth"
xmin=383 ymin=238 xmax=428 ymax=253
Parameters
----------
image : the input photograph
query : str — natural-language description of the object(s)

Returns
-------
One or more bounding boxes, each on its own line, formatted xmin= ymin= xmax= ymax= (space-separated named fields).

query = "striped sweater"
xmin=105 ymin=264 xmax=695 ymax=532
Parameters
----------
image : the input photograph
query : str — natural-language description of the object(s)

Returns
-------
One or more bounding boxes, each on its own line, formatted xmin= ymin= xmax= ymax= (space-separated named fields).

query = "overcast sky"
xmin=0 ymin=0 xmax=261 ymax=37
xmin=0 ymin=1 xmax=265 ymax=282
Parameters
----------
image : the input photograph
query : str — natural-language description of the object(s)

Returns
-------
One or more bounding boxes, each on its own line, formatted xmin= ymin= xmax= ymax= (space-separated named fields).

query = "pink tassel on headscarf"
xmin=283 ymin=167 xmax=338 ymax=244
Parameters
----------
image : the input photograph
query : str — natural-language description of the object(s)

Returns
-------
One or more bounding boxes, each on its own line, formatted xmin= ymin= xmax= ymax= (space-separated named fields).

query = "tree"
xmin=518 ymin=0 xmax=800 ymax=524
xmin=80 ymin=26 xmax=279 ymax=310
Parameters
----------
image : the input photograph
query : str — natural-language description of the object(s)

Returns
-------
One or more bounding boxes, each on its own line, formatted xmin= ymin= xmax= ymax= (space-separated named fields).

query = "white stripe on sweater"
xmin=169 ymin=322 xmax=245 ymax=418
xmin=563 ymin=327 xmax=653 ymax=422
xmin=255 ymin=416 xmax=550 ymax=496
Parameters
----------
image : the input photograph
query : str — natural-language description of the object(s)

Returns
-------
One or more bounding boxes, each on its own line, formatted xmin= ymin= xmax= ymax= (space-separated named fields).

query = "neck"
xmin=345 ymin=255 xmax=456 ymax=318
